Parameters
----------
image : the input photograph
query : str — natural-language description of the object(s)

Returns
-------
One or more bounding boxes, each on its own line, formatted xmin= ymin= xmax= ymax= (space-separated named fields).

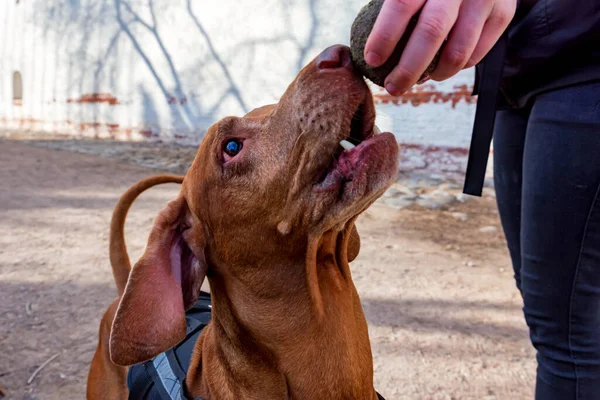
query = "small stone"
xmin=403 ymin=194 xmax=419 ymax=201
xmin=479 ymin=226 xmax=498 ymax=233
xmin=429 ymin=189 xmax=448 ymax=197
xmin=417 ymin=193 xmax=456 ymax=210
xmin=384 ymin=198 xmax=414 ymax=210
xmin=451 ymin=212 xmax=468 ymax=221
xmin=384 ymin=185 xmax=417 ymax=200
xmin=401 ymin=179 xmax=420 ymax=189
xmin=383 ymin=188 xmax=398 ymax=198
xmin=59 ymin=373 xmax=66 ymax=379
xmin=418 ymin=179 xmax=441 ymax=188
xmin=482 ymin=187 xmax=496 ymax=198
xmin=499 ymin=268 xmax=506 ymax=273
xmin=389 ymin=183 xmax=416 ymax=195
xmin=439 ymin=183 xmax=461 ymax=191
xmin=415 ymin=196 xmax=438 ymax=209
xmin=464 ymin=261 xmax=476 ymax=268
xmin=455 ymin=193 xmax=470 ymax=203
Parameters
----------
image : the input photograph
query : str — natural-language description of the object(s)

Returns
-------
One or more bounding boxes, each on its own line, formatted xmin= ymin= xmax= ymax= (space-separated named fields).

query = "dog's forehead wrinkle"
xmin=243 ymin=118 xmax=264 ymax=131
xmin=310 ymin=200 xmax=329 ymax=225
xmin=216 ymin=116 xmax=239 ymax=136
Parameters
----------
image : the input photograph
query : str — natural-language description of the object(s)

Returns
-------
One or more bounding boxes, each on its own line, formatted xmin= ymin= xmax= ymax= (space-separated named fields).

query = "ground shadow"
xmin=362 ymin=297 xmax=527 ymax=340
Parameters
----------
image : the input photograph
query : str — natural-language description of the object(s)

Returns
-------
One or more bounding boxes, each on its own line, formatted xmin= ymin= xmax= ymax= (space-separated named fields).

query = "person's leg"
xmin=493 ymin=107 xmax=529 ymax=290
xmin=521 ymin=81 xmax=600 ymax=399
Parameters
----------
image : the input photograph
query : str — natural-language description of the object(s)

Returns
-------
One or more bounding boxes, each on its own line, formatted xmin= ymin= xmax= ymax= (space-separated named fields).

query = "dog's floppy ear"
xmin=347 ymin=223 xmax=361 ymax=262
xmin=109 ymin=196 xmax=207 ymax=366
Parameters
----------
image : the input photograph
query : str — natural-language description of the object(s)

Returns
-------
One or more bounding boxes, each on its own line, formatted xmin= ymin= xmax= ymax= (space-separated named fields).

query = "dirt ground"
xmin=0 ymin=139 xmax=536 ymax=400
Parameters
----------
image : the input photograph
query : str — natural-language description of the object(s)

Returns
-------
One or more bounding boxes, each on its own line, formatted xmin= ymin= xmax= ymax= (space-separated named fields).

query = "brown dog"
xmin=87 ymin=44 xmax=399 ymax=399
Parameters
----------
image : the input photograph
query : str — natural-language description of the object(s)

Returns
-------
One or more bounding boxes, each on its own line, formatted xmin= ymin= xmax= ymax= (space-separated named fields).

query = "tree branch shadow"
xmin=114 ymin=0 xmax=198 ymax=130
xmin=28 ymin=0 xmax=345 ymax=140
xmin=186 ymin=0 xmax=248 ymax=113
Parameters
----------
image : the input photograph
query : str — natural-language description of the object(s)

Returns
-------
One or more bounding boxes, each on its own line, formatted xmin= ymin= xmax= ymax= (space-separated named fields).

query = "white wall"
xmin=0 ymin=0 xmax=477 ymax=173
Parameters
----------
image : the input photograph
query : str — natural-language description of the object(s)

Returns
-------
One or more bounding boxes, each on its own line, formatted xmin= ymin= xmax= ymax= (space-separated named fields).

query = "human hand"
xmin=363 ymin=0 xmax=516 ymax=95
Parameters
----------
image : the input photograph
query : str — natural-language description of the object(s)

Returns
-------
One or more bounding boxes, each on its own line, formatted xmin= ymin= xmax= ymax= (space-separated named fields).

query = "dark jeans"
xmin=493 ymin=80 xmax=600 ymax=399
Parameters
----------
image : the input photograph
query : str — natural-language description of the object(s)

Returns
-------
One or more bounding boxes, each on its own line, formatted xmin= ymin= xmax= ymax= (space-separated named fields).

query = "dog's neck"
xmin=186 ymin=230 xmax=377 ymax=399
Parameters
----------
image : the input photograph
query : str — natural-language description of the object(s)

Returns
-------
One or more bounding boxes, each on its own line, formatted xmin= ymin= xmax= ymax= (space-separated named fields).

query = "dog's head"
xmin=109 ymin=45 xmax=399 ymax=365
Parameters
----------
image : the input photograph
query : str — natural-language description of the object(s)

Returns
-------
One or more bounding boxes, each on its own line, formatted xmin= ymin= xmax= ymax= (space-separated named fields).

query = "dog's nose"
xmin=316 ymin=45 xmax=353 ymax=70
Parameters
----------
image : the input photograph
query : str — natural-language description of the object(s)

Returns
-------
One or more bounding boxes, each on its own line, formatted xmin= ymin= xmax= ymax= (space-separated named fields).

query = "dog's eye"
xmin=223 ymin=139 xmax=243 ymax=158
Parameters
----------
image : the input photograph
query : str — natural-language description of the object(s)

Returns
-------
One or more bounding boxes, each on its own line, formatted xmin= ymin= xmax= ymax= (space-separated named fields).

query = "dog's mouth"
xmin=314 ymin=94 xmax=393 ymax=192
xmin=342 ymin=96 xmax=375 ymax=150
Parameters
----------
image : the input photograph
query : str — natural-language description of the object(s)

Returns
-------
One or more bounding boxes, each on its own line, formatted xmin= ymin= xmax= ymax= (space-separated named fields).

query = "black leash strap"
xmin=462 ymin=31 xmax=509 ymax=196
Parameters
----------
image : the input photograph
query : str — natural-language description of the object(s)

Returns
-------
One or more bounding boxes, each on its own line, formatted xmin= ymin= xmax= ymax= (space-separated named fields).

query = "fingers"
xmin=384 ymin=0 xmax=462 ymax=95
xmin=363 ymin=0 xmax=426 ymax=67
xmin=429 ymin=1 xmax=492 ymax=81
xmin=465 ymin=0 xmax=516 ymax=68
xmin=375 ymin=0 xmax=516 ymax=94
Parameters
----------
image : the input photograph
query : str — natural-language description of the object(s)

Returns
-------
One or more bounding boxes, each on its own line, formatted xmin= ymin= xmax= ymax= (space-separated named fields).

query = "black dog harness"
xmin=126 ymin=292 xmax=387 ymax=400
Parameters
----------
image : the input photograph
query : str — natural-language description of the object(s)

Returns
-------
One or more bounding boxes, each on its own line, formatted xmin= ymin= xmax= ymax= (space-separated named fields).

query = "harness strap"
xmin=127 ymin=363 xmax=154 ymax=400
xmin=143 ymin=319 xmax=209 ymax=399
xmin=147 ymin=352 xmax=192 ymax=400
xmin=462 ymin=30 xmax=509 ymax=196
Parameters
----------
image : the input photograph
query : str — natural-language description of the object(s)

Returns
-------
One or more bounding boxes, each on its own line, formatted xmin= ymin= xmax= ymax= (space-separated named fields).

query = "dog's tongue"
xmin=318 ymin=154 xmax=354 ymax=189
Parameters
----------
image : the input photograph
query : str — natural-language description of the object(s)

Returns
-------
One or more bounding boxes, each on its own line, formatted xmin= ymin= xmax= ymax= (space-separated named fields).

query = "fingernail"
xmin=365 ymin=51 xmax=382 ymax=66
xmin=385 ymin=82 xmax=399 ymax=95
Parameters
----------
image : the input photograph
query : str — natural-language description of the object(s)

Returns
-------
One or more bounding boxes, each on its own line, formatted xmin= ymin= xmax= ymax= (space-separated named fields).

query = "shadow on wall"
xmin=140 ymin=85 xmax=159 ymax=135
xmin=30 ymin=0 xmax=347 ymax=140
